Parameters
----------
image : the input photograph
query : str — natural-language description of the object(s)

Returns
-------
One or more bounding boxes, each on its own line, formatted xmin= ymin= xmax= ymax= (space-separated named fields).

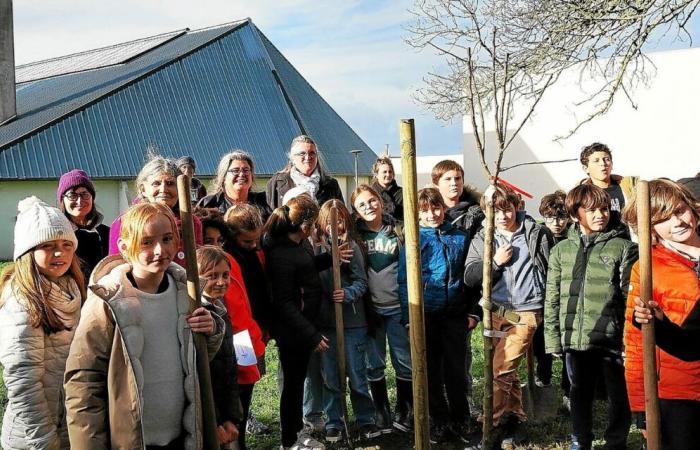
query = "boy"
xmin=464 ymin=184 xmax=553 ymax=447
xmin=539 ymin=190 xmax=570 ymax=244
xmin=544 ymin=184 xmax=638 ymax=450
xmin=578 ymin=143 xmax=637 ymax=233
xmin=398 ymin=187 xmax=475 ymax=444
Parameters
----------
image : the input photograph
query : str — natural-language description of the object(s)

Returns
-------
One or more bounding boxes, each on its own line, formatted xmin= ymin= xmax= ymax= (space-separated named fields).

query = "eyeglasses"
xmin=64 ymin=191 xmax=92 ymax=201
xmin=355 ymin=197 xmax=379 ymax=212
xmin=544 ymin=215 xmax=568 ymax=223
xmin=293 ymin=151 xmax=317 ymax=160
xmin=228 ymin=168 xmax=252 ymax=175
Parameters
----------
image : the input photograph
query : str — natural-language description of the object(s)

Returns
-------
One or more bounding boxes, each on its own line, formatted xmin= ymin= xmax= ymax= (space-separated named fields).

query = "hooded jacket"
xmin=544 ymin=225 xmax=638 ymax=355
xmin=63 ymin=256 xmax=225 ymax=450
xmin=398 ymin=222 xmax=469 ymax=323
xmin=371 ymin=180 xmax=403 ymax=222
xmin=624 ymin=245 xmax=700 ymax=412
xmin=70 ymin=210 xmax=110 ymax=280
xmin=0 ymin=277 xmax=81 ymax=450
xmin=445 ymin=186 xmax=484 ymax=239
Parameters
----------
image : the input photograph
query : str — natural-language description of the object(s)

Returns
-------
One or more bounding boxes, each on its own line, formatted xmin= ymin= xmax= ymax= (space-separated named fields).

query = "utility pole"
xmin=350 ymin=149 xmax=362 ymax=189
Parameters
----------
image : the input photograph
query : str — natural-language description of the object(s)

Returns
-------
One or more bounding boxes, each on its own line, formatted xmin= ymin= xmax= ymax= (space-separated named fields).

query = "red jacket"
xmin=223 ymin=253 xmax=266 ymax=385
xmin=624 ymin=245 xmax=700 ymax=412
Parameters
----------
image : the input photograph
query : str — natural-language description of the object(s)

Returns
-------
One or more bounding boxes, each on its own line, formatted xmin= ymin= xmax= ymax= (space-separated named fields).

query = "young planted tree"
xmin=407 ymin=0 xmax=698 ymax=447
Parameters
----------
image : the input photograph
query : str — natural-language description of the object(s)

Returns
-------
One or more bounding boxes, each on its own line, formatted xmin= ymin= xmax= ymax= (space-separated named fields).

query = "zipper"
xmin=577 ymin=243 xmax=591 ymax=349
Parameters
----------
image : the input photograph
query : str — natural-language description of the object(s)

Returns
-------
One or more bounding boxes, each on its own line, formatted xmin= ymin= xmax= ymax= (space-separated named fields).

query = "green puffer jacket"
xmin=544 ymin=225 xmax=638 ymax=355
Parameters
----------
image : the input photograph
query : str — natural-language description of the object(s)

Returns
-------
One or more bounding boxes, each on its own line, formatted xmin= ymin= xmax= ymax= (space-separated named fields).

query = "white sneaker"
xmin=290 ymin=429 xmax=326 ymax=450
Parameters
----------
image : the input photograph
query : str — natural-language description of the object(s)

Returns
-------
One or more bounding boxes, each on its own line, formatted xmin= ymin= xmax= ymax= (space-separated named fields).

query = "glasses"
xmin=228 ymin=168 xmax=252 ymax=176
xmin=293 ymin=151 xmax=317 ymax=160
xmin=355 ymin=197 xmax=379 ymax=212
xmin=544 ymin=215 xmax=568 ymax=223
xmin=64 ymin=191 xmax=92 ymax=201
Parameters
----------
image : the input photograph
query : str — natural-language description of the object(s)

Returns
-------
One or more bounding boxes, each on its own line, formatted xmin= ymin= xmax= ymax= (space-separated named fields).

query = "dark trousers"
xmin=560 ymin=355 xmax=570 ymax=395
xmin=659 ymin=399 xmax=700 ymax=450
xmin=532 ymin=322 xmax=553 ymax=384
xmin=278 ymin=344 xmax=313 ymax=447
xmin=425 ymin=312 xmax=469 ymax=425
xmin=566 ymin=350 xmax=630 ymax=450
xmin=237 ymin=383 xmax=255 ymax=450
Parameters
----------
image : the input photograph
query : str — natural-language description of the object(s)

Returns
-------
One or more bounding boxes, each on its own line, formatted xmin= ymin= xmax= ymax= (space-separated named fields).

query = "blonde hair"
xmin=119 ymin=203 xmax=179 ymax=262
xmin=317 ymin=199 xmax=359 ymax=245
xmin=623 ymin=178 xmax=700 ymax=235
xmin=372 ymin=157 xmax=395 ymax=183
xmin=196 ymin=245 xmax=231 ymax=277
xmin=0 ymin=252 xmax=85 ymax=334
xmin=350 ymin=184 xmax=384 ymax=212
xmin=224 ymin=203 xmax=264 ymax=238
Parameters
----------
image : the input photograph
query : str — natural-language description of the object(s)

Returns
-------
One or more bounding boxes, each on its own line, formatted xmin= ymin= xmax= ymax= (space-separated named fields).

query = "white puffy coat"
xmin=0 ymin=277 xmax=81 ymax=450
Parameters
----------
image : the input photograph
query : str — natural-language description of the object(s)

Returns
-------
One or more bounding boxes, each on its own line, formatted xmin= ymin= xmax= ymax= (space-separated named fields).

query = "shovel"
xmin=521 ymin=342 xmax=557 ymax=423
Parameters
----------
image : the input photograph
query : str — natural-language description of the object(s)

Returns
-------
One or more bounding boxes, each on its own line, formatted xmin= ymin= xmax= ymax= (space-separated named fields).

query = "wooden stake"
xmin=177 ymin=174 xmax=220 ymax=450
xmin=637 ymin=180 xmax=660 ymax=450
xmin=481 ymin=185 xmax=496 ymax=449
xmin=330 ymin=205 xmax=352 ymax=445
xmin=400 ymin=119 xmax=430 ymax=450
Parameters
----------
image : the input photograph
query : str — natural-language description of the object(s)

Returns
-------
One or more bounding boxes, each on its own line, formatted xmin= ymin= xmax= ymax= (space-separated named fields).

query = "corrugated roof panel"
xmin=258 ymin=28 xmax=377 ymax=175
xmin=0 ymin=20 xmax=376 ymax=179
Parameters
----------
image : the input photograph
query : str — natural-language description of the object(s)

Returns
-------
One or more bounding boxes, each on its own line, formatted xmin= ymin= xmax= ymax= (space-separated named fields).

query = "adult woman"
xmin=108 ymin=156 xmax=203 ymax=267
xmin=197 ymin=150 xmax=271 ymax=221
xmin=371 ymin=156 xmax=403 ymax=222
xmin=266 ymin=135 xmax=344 ymax=210
xmin=57 ymin=169 xmax=110 ymax=279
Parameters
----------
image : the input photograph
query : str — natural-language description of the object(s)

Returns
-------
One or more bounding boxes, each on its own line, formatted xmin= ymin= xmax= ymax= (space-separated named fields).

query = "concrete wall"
xmin=0 ymin=174 xmax=360 ymax=260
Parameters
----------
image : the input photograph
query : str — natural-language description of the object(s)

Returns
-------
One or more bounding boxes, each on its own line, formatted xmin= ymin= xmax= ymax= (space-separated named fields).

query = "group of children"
xmin=0 ymin=141 xmax=698 ymax=450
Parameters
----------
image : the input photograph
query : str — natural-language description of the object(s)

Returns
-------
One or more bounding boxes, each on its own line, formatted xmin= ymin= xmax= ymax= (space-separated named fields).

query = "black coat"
xmin=371 ymin=180 xmax=403 ymax=222
xmin=445 ymin=188 xmax=484 ymax=239
xmin=263 ymin=236 xmax=332 ymax=350
xmin=197 ymin=190 xmax=272 ymax=222
xmin=265 ymin=171 xmax=344 ymax=210
xmin=74 ymin=219 xmax=110 ymax=281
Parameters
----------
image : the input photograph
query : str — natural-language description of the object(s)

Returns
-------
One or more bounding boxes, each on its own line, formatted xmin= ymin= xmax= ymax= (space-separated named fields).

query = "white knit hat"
xmin=282 ymin=185 xmax=313 ymax=206
xmin=13 ymin=196 xmax=78 ymax=260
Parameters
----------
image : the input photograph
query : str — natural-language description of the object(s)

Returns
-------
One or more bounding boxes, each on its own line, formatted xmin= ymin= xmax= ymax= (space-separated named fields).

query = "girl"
xmin=65 ymin=202 xmax=224 ymax=449
xmin=202 ymin=217 xmax=229 ymax=248
xmin=351 ymin=184 xmax=413 ymax=434
xmin=370 ymin=157 xmax=403 ymax=222
xmin=314 ymin=199 xmax=375 ymax=442
xmin=108 ymin=155 xmax=203 ymax=267
xmin=196 ymin=246 xmax=243 ymax=447
xmin=0 ymin=197 xmax=85 ymax=450
xmin=264 ymin=196 xmax=351 ymax=450
xmin=57 ymin=169 xmax=110 ymax=279
xmin=622 ymin=179 xmax=700 ymax=450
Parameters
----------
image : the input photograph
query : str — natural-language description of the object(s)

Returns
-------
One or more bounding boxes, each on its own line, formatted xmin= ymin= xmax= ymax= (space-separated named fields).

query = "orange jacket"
xmin=224 ymin=253 xmax=266 ymax=385
xmin=624 ymin=245 xmax=700 ymax=412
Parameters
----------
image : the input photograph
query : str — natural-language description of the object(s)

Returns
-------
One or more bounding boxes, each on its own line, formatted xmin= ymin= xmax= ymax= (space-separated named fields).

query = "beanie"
xmin=282 ymin=185 xmax=313 ymax=206
xmin=57 ymin=169 xmax=96 ymax=204
xmin=176 ymin=156 xmax=196 ymax=170
xmin=14 ymin=196 xmax=78 ymax=261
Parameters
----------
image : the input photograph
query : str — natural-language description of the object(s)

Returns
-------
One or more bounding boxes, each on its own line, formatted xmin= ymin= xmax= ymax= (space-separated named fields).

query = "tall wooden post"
xmin=637 ymin=180 xmax=660 ymax=450
xmin=481 ymin=185 xmax=496 ymax=449
xmin=177 ymin=175 xmax=220 ymax=450
xmin=400 ymin=119 xmax=430 ymax=450
xmin=0 ymin=0 xmax=17 ymax=124
xmin=330 ymin=206 xmax=352 ymax=444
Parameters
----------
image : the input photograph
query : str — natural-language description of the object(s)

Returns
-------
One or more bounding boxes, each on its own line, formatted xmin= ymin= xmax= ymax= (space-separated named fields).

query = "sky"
xmin=12 ymin=0 xmax=464 ymax=158
xmin=11 ymin=1 xmax=700 ymax=159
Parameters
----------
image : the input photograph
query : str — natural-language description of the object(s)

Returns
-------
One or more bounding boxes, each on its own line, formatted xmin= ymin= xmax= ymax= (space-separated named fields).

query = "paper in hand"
xmin=233 ymin=330 xmax=257 ymax=366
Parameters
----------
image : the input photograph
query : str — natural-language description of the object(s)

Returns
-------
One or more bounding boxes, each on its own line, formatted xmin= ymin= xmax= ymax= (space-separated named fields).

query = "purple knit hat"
xmin=57 ymin=169 xmax=96 ymax=203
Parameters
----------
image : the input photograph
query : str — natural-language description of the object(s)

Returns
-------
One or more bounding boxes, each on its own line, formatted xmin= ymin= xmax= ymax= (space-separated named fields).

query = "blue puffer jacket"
xmin=398 ymin=222 xmax=469 ymax=323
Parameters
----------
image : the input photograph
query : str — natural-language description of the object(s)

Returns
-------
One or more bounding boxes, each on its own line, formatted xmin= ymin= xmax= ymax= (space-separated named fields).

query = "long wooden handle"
xmin=177 ymin=175 xmax=219 ymax=450
xmin=330 ymin=206 xmax=346 ymax=387
xmin=637 ymin=180 xmax=660 ymax=450
xmin=480 ymin=184 xmax=496 ymax=448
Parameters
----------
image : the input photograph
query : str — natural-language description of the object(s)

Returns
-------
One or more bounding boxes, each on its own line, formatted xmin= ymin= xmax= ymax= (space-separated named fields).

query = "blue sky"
xmin=12 ymin=1 xmax=700 ymax=157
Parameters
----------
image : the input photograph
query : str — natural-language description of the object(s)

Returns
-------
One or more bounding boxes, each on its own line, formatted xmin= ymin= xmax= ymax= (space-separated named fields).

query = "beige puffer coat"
xmin=64 ymin=255 xmax=224 ymax=450
xmin=0 ymin=277 xmax=81 ymax=450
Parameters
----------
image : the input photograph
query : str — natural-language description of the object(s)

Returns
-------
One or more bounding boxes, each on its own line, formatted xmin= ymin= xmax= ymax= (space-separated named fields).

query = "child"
xmin=197 ymin=245 xmax=243 ymax=446
xmin=264 ymin=195 xmax=334 ymax=450
xmin=622 ymin=179 xmax=700 ymax=450
xmin=351 ymin=184 xmax=413 ymax=433
xmin=202 ymin=216 xmax=229 ymax=248
xmin=315 ymin=199 xmax=376 ymax=442
xmin=464 ymin=184 xmax=552 ymax=446
xmin=399 ymin=187 xmax=473 ymax=443
xmin=370 ymin=156 xmax=404 ymax=222
xmin=544 ymin=184 xmax=637 ymax=450
xmin=0 ymin=197 xmax=85 ymax=450
xmin=65 ymin=202 xmax=225 ymax=449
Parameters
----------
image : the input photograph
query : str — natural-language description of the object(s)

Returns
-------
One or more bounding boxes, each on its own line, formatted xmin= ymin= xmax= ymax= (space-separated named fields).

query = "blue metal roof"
xmin=0 ymin=20 xmax=376 ymax=179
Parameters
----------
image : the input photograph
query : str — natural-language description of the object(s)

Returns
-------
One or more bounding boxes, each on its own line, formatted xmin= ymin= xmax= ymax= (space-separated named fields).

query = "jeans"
xmin=321 ymin=327 xmax=376 ymax=430
xmin=566 ymin=349 xmax=630 ymax=450
xmin=366 ymin=307 xmax=412 ymax=382
xmin=425 ymin=311 xmax=469 ymax=425
xmin=278 ymin=343 xmax=313 ymax=447
xmin=303 ymin=352 xmax=324 ymax=422
xmin=491 ymin=310 xmax=540 ymax=426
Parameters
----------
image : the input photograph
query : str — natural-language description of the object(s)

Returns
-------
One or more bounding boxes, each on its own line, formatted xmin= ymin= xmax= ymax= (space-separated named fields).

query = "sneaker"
xmin=358 ymin=424 xmax=382 ymax=440
xmin=450 ymin=421 xmax=473 ymax=443
xmin=303 ymin=416 xmax=326 ymax=434
xmin=325 ymin=428 xmax=342 ymax=443
xmin=292 ymin=429 xmax=326 ymax=450
xmin=569 ymin=441 xmax=581 ymax=450
xmin=429 ymin=423 xmax=449 ymax=445
xmin=393 ymin=408 xmax=413 ymax=433
xmin=246 ymin=414 xmax=271 ymax=435
xmin=500 ymin=437 xmax=515 ymax=450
